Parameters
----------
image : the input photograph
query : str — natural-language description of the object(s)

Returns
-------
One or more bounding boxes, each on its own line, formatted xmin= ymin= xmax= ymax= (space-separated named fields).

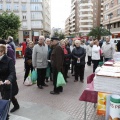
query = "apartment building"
xmin=65 ymin=16 xmax=70 ymax=37
xmin=79 ymin=0 xmax=101 ymax=36
xmin=0 ymin=0 xmax=51 ymax=42
xmin=69 ymin=0 xmax=79 ymax=35
xmin=103 ymin=0 xmax=120 ymax=38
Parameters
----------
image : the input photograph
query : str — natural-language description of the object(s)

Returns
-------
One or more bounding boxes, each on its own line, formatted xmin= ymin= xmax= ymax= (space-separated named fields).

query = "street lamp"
xmin=108 ymin=13 xmax=113 ymax=38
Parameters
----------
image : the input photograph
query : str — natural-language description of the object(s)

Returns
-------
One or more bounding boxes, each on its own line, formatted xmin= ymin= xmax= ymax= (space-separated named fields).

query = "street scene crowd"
xmin=0 ymin=35 xmax=118 ymax=119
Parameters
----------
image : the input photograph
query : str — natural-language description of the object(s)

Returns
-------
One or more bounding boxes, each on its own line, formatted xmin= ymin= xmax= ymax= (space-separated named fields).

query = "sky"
xmin=51 ymin=0 xmax=71 ymax=29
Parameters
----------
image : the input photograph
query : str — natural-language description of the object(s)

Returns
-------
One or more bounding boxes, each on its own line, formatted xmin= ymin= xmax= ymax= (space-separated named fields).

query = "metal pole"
xmin=84 ymin=102 xmax=87 ymax=120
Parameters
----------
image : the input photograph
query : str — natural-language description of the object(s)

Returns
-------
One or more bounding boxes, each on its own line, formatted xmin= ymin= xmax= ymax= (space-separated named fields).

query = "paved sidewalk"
xmin=9 ymin=59 xmax=104 ymax=120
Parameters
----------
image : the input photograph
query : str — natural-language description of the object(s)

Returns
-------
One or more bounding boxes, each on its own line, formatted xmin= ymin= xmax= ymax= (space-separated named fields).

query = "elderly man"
xmin=102 ymin=36 xmax=115 ymax=62
xmin=50 ymin=37 xmax=64 ymax=95
xmin=32 ymin=36 xmax=48 ymax=89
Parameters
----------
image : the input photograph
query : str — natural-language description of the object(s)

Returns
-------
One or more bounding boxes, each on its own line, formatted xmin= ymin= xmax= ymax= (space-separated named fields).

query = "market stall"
xmin=16 ymin=47 xmax=22 ymax=58
xmin=79 ymin=53 xmax=120 ymax=120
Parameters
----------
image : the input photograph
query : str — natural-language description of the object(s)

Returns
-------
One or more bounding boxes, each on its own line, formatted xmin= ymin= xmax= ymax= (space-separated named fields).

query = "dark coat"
xmin=25 ymin=47 xmax=33 ymax=62
xmin=51 ymin=44 xmax=64 ymax=71
xmin=72 ymin=46 xmax=86 ymax=66
xmin=0 ymin=55 xmax=18 ymax=98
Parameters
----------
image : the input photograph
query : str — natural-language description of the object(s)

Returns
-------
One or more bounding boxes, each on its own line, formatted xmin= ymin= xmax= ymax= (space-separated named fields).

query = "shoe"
xmin=50 ymin=91 xmax=59 ymax=95
xmin=74 ymin=80 xmax=78 ymax=82
xmin=80 ymin=80 xmax=84 ymax=83
xmin=43 ymin=84 xmax=48 ymax=87
xmin=38 ymin=85 xmax=43 ymax=89
xmin=10 ymin=105 xmax=20 ymax=113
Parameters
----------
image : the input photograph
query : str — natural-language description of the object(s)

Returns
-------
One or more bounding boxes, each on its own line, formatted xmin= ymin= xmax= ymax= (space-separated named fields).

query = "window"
xmin=31 ymin=12 xmax=43 ymax=19
xmin=117 ymin=9 xmax=120 ymax=16
xmin=22 ymin=4 xmax=26 ymax=11
xmin=105 ymin=3 xmax=109 ymax=10
xmin=0 ymin=4 xmax=2 ymax=10
xmin=31 ymin=4 xmax=42 ymax=11
xmin=6 ymin=4 xmax=11 ymax=11
xmin=14 ymin=4 xmax=19 ymax=11
xmin=22 ymin=0 xmax=26 ymax=2
xmin=14 ymin=0 xmax=19 ymax=2
xmin=22 ymin=13 xmax=27 ymax=20
xmin=6 ymin=0 xmax=11 ymax=2
xmin=31 ymin=21 xmax=43 ymax=28
xmin=111 ymin=0 xmax=114 ymax=7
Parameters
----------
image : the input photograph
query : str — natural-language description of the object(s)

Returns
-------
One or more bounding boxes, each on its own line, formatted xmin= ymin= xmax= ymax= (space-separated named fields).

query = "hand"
xmin=0 ymin=81 xmax=3 ymax=85
xmin=4 ymin=80 xmax=11 ymax=85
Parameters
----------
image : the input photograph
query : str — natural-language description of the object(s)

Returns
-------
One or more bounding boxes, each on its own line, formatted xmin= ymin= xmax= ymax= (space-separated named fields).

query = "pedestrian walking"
xmin=72 ymin=40 xmax=86 ymax=83
xmin=102 ymin=36 xmax=115 ymax=62
xmin=32 ymin=36 xmax=48 ymax=89
xmin=50 ymin=37 xmax=64 ymax=95
xmin=0 ymin=44 xmax=19 ymax=113
xmin=92 ymin=39 xmax=100 ymax=73
xmin=24 ymin=41 xmax=34 ymax=83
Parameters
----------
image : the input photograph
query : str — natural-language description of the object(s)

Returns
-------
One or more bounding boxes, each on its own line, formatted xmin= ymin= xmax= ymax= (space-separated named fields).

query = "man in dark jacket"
xmin=50 ymin=37 xmax=64 ymax=95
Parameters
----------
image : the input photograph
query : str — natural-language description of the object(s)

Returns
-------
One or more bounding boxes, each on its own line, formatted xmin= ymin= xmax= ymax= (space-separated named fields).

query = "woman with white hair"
xmin=72 ymin=40 xmax=86 ymax=82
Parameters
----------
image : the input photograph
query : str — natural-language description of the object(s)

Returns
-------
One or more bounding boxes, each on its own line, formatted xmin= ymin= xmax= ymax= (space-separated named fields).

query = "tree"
xmin=59 ymin=33 xmax=65 ymax=40
xmin=54 ymin=31 xmax=59 ymax=37
xmin=0 ymin=12 xmax=21 ymax=40
xmin=88 ymin=27 xmax=111 ymax=40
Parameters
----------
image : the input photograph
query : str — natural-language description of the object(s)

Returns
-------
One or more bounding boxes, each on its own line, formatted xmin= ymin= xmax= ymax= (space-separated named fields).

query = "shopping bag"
xmin=56 ymin=72 xmax=66 ymax=87
xmin=46 ymin=67 xmax=50 ymax=78
xmin=31 ymin=69 xmax=37 ymax=84
xmin=24 ymin=73 xmax=33 ymax=86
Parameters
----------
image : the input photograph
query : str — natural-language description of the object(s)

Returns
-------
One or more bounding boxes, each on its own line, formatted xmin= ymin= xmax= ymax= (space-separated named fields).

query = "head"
xmin=75 ymin=40 xmax=81 ymax=47
xmin=93 ymin=39 xmax=99 ymax=46
xmin=60 ymin=40 xmax=66 ymax=48
xmin=26 ymin=38 xmax=30 ymax=43
xmin=64 ymin=38 xmax=69 ymax=45
xmin=89 ymin=41 xmax=93 ymax=47
xmin=38 ymin=36 xmax=45 ymax=44
xmin=0 ymin=44 xmax=7 ymax=56
xmin=81 ymin=39 xmax=85 ymax=45
xmin=0 ymin=39 xmax=6 ymax=45
xmin=28 ymin=41 xmax=34 ymax=48
xmin=51 ymin=37 xmax=59 ymax=46
xmin=106 ymin=36 xmax=110 ymax=43
xmin=7 ymin=36 xmax=13 ymax=43
xmin=45 ymin=38 xmax=51 ymax=46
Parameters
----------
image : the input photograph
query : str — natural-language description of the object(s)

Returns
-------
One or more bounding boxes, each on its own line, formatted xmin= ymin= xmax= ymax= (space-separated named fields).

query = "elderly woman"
xmin=60 ymin=40 xmax=71 ymax=82
xmin=72 ymin=40 xmax=86 ymax=82
xmin=0 ymin=44 xmax=19 ymax=113
xmin=24 ymin=41 xmax=34 ymax=83
xmin=92 ymin=39 xmax=100 ymax=72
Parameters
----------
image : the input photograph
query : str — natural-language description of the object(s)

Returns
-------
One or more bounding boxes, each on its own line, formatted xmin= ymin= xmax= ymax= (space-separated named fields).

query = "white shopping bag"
xmin=24 ymin=74 xmax=33 ymax=86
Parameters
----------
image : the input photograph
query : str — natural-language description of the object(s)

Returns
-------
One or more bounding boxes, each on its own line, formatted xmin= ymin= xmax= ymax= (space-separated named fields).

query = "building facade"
xmin=65 ymin=16 xmax=70 ymax=37
xmin=103 ymin=0 xmax=120 ymax=38
xmin=0 ymin=0 xmax=51 ymax=42
xmin=79 ymin=0 xmax=101 ymax=36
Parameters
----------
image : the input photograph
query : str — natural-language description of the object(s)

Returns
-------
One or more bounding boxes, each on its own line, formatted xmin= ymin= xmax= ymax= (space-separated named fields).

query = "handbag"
xmin=56 ymin=72 xmax=66 ymax=87
xmin=26 ymin=59 xmax=32 ymax=65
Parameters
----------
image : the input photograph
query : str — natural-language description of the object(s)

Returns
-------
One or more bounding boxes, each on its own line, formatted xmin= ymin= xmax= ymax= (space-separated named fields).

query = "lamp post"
xmin=108 ymin=13 xmax=113 ymax=38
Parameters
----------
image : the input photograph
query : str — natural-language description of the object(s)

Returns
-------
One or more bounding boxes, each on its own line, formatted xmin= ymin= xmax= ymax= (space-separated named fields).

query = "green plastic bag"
xmin=56 ymin=72 xmax=66 ymax=87
xmin=46 ymin=67 xmax=50 ymax=78
xmin=31 ymin=69 xmax=37 ymax=84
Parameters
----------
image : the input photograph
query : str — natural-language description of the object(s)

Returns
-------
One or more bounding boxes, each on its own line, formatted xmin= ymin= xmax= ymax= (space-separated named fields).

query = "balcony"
xmin=80 ymin=19 xmax=93 ymax=23
xmin=80 ymin=24 xmax=93 ymax=28
xmin=70 ymin=27 xmax=75 ymax=31
xmin=79 ymin=3 xmax=93 ymax=7
xmin=79 ymin=29 xmax=91 ymax=33
xmin=110 ymin=27 xmax=120 ymax=34
xmin=80 ymin=14 xmax=93 ymax=17
xmin=80 ymin=8 xmax=93 ymax=12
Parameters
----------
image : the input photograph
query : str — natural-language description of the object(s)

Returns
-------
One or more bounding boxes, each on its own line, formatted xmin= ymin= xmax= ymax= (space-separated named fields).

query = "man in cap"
xmin=50 ymin=37 xmax=64 ymax=95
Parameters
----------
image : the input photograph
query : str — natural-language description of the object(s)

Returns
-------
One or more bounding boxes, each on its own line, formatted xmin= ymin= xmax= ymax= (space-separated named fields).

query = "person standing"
xmin=117 ymin=41 xmax=120 ymax=52
xmin=0 ymin=44 xmax=19 ymax=113
xmin=24 ymin=41 xmax=34 ymax=83
xmin=102 ymin=36 xmax=115 ymax=61
xmin=92 ymin=39 xmax=100 ymax=73
xmin=60 ymin=40 xmax=71 ymax=82
xmin=72 ymin=40 xmax=86 ymax=83
xmin=86 ymin=41 xmax=93 ymax=66
xmin=50 ymin=37 xmax=64 ymax=95
xmin=32 ymin=36 xmax=48 ymax=89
